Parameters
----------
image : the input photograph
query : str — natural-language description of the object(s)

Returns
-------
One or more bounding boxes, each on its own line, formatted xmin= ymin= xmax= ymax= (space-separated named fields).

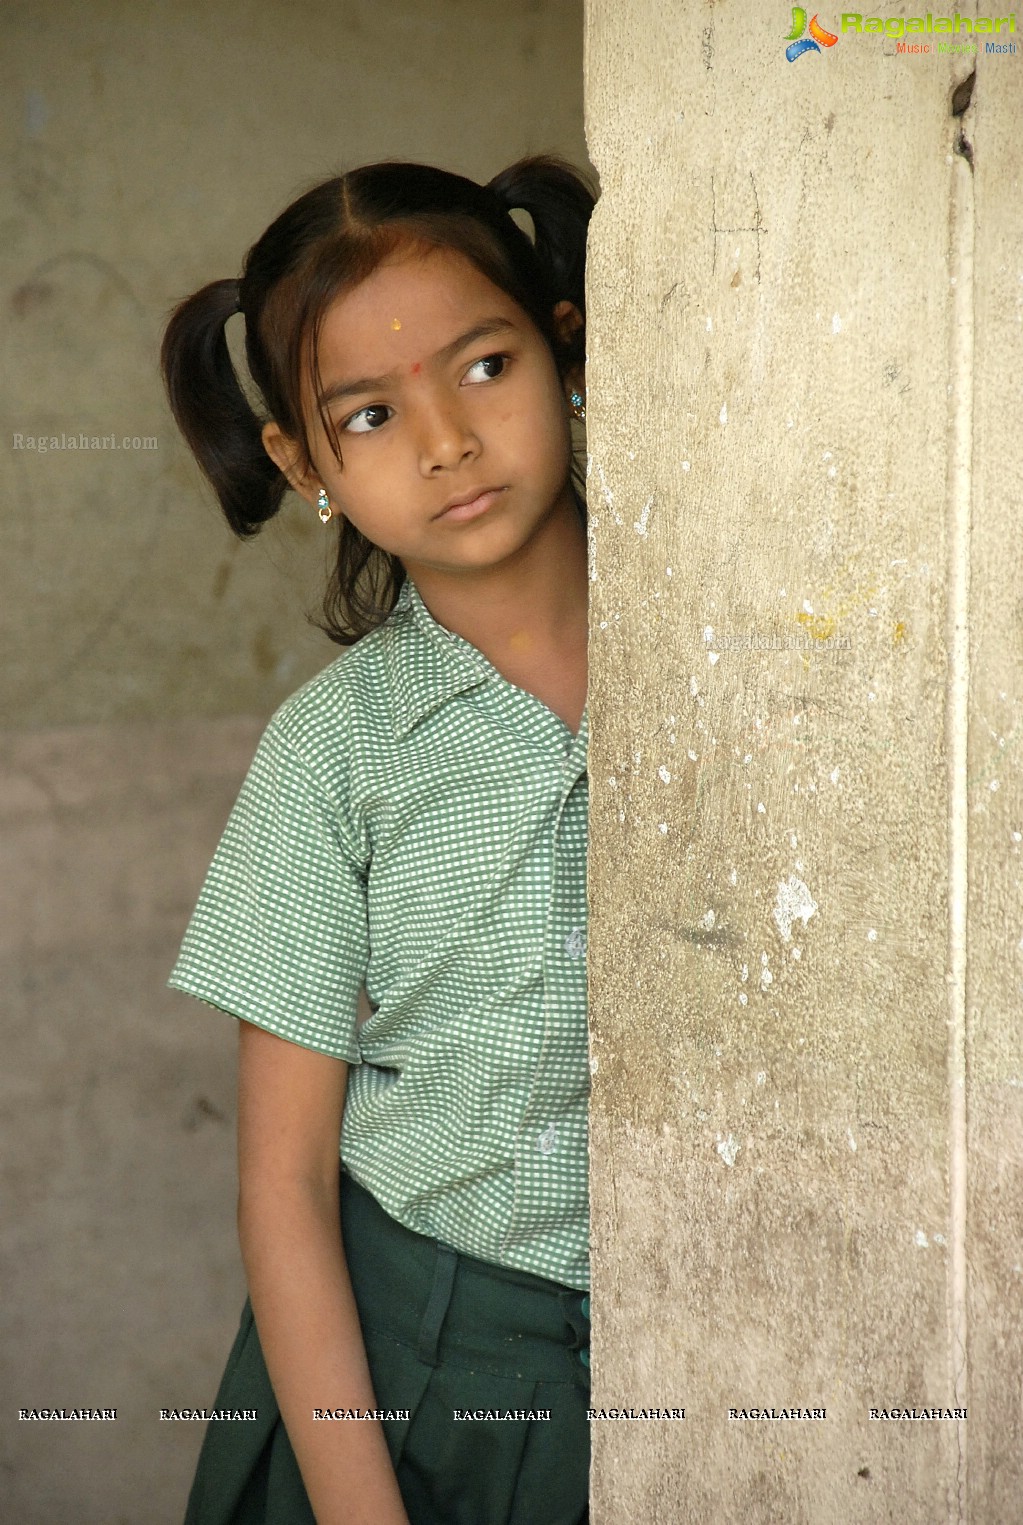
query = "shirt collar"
xmin=384 ymin=577 xmax=491 ymax=740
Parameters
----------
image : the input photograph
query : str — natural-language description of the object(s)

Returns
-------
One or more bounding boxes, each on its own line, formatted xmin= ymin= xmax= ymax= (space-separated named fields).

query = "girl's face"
xmin=263 ymin=244 xmax=583 ymax=585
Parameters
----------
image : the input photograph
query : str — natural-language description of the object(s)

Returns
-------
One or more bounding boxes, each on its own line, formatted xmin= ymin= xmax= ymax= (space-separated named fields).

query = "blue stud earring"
xmin=316 ymin=488 xmax=332 ymax=524
xmin=570 ymin=389 xmax=586 ymax=421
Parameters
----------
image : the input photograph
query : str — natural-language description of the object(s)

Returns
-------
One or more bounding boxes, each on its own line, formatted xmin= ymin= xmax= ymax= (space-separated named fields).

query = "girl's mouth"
xmin=436 ymin=487 xmax=506 ymax=522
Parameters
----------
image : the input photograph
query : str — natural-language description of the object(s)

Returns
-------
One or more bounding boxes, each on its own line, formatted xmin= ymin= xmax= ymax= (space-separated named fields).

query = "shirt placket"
xmin=504 ymin=732 xmax=589 ymax=1248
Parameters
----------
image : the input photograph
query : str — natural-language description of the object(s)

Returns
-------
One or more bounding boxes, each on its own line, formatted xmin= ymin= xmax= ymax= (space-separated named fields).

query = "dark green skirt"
xmin=184 ymin=1170 xmax=590 ymax=1525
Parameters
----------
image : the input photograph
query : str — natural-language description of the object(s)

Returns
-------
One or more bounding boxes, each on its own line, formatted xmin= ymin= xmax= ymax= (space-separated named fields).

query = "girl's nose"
xmin=413 ymin=392 xmax=482 ymax=471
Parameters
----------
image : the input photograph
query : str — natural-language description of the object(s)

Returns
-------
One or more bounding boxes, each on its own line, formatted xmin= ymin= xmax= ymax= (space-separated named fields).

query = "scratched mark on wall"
xmin=709 ymin=170 xmax=767 ymax=283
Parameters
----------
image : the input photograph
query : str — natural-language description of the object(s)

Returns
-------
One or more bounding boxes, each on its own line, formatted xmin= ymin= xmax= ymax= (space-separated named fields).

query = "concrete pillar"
xmin=584 ymin=3 xmax=1021 ymax=1519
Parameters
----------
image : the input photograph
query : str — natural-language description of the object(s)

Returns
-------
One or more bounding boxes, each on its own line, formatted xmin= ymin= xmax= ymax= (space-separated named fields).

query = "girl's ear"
xmin=261 ymin=420 xmax=322 ymax=505
xmin=553 ymin=299 xmax=583 ymax=347
xmin=553 ymin=300 xmax=585 ymax=401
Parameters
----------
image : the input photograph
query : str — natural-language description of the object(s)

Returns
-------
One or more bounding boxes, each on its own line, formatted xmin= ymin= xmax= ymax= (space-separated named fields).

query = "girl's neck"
xmin=407 ymin=493 xmax=588 ymax=666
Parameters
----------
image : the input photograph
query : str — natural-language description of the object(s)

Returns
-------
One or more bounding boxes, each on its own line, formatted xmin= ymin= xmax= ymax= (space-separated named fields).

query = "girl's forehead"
xmin=322 ymin=246 xmax=514 ymax=336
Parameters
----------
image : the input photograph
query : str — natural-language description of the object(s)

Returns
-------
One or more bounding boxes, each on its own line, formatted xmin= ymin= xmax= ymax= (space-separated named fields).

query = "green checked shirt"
xmin=168 ymin=575 xmax=590 ymax=1291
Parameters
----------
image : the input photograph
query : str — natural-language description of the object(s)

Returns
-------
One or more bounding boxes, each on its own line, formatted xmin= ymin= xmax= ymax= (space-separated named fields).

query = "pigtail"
xmin=487 ymin=153 xmax=597 ymax=369
xmin=485 ymin=153 xmax=596 ymax=529
xmin=160 ymin=278 xmax=285 ymax=538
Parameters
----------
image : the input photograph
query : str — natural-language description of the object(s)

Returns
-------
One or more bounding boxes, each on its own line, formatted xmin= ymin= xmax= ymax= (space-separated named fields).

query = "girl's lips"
xmin=437 ymin=487 xmax=505 ymax=522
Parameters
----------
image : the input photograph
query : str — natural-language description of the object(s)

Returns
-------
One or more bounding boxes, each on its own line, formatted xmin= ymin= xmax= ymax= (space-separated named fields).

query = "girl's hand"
xmin=237 ymin=1021 xmax=411 ymax=1525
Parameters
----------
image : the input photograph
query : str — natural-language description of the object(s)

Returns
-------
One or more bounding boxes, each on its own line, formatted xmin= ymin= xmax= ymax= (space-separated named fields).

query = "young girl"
xmin=160 ymin=151 xmax=595 ymax=1525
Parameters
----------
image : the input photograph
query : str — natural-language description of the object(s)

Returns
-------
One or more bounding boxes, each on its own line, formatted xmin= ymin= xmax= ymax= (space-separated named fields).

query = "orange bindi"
xmin=410 ymin=361 xmax=421 ymax=375
xmin=391 ymin=318 xmax=401 ymax=329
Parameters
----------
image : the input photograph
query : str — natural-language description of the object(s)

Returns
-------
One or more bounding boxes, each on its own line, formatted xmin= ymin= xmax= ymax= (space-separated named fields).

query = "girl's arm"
xmin=236 ymin=1021 xmax=411 ymax=1525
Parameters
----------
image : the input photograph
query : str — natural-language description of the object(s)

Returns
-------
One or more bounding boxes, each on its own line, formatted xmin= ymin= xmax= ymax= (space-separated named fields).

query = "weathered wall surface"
xmin=963 ymin=32 xmax=1023 ymax=1522
xmin=1 ymin=0 xmax=585 ymax=731
xmin=584 ymin=3 xmax=1021 ymax=1520
xmin=0 ymin=2 xmax=586 ymax=1519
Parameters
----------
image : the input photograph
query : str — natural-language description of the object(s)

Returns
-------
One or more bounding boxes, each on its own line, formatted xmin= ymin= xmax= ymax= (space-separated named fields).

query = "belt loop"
xmin=416 ymin=1242 xmax=458 ymax=1366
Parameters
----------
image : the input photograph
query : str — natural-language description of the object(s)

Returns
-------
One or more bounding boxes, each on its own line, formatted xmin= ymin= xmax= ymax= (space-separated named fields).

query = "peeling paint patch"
xmin=595 ymin=460 xmax=623 ymax=526
xmin=719 ymin=402 xmax=728 ymax=425
xmin=634 ymin=495 xmax=654 ymax=537
xmin=915 ymin=1230 xmax=929 ymax=1248
xmin=847 ymin=1128 xmax=857 ymax=1151
xmin=773 ymin=875 xmax=819 ymax=942
xmin=716 ymin=1133 xmax=740 ymax=1167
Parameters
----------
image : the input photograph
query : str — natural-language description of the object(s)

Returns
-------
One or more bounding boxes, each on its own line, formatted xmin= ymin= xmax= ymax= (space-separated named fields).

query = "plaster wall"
xmin=584 ymin=4 xmax=1021 ymax=1520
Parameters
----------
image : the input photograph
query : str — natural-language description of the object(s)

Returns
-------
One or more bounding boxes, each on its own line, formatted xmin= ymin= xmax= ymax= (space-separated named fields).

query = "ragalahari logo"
xmin=785 ymin=8 xmax=839 ymax=59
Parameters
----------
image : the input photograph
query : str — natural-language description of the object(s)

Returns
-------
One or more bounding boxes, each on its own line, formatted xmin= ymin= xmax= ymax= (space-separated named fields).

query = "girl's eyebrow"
xmin=316 ymin=316 xmax=519 ymax=409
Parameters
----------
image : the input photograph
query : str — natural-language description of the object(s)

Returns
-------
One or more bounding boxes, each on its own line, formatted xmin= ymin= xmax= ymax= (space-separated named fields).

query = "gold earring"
xmin=316 ymin=488 xmax=332 ymax=524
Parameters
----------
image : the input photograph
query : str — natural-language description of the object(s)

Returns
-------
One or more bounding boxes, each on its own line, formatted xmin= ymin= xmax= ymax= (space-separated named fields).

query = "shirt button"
xmin=564 ymin=928 xmax=586 ymax=958
xmin=538 ymin=1122 xmax=559 ymax=1155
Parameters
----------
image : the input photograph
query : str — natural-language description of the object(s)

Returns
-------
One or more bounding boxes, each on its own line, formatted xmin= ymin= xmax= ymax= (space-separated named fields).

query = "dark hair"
xmin=160 ymin=153 xmax=598 ymax=646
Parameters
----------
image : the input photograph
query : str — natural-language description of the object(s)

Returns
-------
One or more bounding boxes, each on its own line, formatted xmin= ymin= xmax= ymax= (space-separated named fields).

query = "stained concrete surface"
xmin=584 ymin=3 xmax=1022 ymax=1519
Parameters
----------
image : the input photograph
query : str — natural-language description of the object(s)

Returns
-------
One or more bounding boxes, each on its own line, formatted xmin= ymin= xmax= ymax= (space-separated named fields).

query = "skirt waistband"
xmin=339 ymin=1169 xmax=590 ymax=1384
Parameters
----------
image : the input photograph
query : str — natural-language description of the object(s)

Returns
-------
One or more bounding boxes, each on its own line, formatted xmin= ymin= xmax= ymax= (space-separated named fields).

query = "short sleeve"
xmin=167 ymin=719 xmax=367 ymax=1063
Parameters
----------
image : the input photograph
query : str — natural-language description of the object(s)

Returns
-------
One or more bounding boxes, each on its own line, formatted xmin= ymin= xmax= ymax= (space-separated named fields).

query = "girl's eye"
xmin=464 ymin=352 xmax=511 ymax=384
xmin=338 ymin=354 xmax=510 ymax=434
xmin=341 ymin=403 xmax=392 ymax=435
